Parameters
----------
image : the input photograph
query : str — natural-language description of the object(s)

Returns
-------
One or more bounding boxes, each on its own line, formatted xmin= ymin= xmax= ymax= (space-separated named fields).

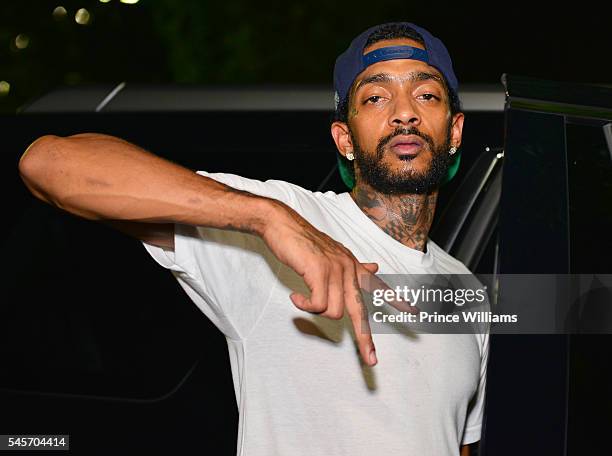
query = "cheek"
xmin=353 ymin=116 xmax=387 ymax=147
xmin=349 ymin=122 xmax=368 ymax=147
xmin=426 ymin=114 xmax=452 ymax=140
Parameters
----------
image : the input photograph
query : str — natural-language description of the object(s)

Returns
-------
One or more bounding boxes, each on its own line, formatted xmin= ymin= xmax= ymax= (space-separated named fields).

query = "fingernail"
xmin=369 ymin=349 xmax=378 ymax=366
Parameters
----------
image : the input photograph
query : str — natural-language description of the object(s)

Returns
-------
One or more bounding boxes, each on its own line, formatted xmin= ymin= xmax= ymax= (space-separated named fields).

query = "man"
xmin=19 ymin=22 xmax=487 ymax=456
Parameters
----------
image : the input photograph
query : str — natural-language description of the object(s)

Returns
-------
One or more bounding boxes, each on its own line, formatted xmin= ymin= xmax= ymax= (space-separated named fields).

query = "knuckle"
xmin=339 ymin=255 xmax=354 ymax=269
xmin=294 ymin=300 xmax=312 ymax=312
xmin=309 ymin=302 xmax=328 ymax=313
xmin=328 ymin=308 xmax=344 ymax=320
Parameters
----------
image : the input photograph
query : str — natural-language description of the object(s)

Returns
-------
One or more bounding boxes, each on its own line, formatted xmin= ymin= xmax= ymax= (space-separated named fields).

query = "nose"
xmin=388 ymin=94 xmax=420 ymax=128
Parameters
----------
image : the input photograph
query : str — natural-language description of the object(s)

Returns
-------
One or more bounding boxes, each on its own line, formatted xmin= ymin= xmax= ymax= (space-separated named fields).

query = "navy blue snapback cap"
xmin=333 ymin=22 xmax=461 ymax=189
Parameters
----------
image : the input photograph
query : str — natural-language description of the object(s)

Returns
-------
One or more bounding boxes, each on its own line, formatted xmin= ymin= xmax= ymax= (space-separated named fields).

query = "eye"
xmin=363 ymin=95 xmax=383 ymax=104
xmin=418 ymin=93 xmax=440 ymax=101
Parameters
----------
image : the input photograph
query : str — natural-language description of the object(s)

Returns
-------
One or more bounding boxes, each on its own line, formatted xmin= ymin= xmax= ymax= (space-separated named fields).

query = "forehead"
xmin=363 ymin=37 xmax=425 ymax=53
xmin=356 ymin=38 xmax=444 ymax=87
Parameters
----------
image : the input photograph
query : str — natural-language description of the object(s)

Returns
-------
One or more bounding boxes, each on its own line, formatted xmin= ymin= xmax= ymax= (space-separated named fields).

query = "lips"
xmin=388 ymin=135 xmax=425 ymax=156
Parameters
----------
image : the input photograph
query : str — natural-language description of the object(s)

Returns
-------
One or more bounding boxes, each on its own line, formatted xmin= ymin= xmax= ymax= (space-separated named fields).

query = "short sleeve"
xmin=141 ymin=172 xmax=301 ymax=340
xmin=194 ymin=171 xmax=301 ymax=207
xmin=461 ymin=331 xmax=489 ymax=445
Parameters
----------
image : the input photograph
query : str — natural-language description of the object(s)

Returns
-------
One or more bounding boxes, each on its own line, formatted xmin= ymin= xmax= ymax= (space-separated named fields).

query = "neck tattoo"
xmin=351 ymin=185 xmax=437 ymax=252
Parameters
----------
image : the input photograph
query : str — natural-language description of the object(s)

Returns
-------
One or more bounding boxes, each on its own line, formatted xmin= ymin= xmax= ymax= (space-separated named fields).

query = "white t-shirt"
xmin=142 ymin=172 xmax=488 ymax=456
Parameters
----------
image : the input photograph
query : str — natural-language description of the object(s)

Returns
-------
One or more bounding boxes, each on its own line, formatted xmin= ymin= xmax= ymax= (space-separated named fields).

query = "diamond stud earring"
xmin=346 ymin=152 xmax=355 ymax=161
xmin=449 ymin=146 xmax=457 ymax=155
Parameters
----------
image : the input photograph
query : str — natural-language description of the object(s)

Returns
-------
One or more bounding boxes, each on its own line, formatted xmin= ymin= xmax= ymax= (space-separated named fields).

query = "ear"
xmin=330 ymin=121 xmax=354 ymax=158
xmin=450 ymin=112 xmax=465 ymax=149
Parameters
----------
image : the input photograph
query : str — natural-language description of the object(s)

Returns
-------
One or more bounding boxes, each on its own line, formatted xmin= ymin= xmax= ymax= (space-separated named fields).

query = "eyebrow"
xmin=354 ymin=71 xmax=445 ymax=93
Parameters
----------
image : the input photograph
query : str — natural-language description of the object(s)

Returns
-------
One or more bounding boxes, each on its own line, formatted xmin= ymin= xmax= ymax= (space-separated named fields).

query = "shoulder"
xmin=196 ymin=171 xmax=299 ymax=200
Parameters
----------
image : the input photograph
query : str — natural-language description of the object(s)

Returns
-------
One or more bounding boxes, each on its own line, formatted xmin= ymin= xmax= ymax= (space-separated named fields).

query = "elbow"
xmin=18 ymin=135 xmax=64 ymax=201
xmin=19 ymin=134 xmax=61 ymax=177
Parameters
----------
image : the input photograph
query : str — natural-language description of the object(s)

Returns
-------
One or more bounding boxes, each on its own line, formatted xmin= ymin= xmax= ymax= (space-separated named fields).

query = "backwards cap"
xmin=333 ymin=22 xmax=461 ymax=188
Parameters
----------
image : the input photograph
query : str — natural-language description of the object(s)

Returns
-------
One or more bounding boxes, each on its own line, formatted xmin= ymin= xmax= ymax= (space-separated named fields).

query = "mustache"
xmin=376 ymin=127 xmax=435 ymax=159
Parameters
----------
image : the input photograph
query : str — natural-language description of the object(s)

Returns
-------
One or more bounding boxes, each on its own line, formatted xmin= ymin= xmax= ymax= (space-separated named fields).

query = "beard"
xmin=350 ymin=121 xmax=453 ymax=195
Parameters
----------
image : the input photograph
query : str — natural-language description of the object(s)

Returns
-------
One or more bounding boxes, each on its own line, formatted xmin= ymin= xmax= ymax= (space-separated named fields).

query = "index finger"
xmin=344 ymin=265 xmax=377 ymax=366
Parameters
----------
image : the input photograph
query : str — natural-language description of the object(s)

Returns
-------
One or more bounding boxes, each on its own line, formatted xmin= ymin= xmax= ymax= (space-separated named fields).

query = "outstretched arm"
xmin=18 ymin=133 xmax=272 ymax=247
xmin=18 ymin=133 xmax=379 ymax=366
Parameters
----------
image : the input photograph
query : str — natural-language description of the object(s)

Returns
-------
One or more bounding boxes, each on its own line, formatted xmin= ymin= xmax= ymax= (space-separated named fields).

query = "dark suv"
xmin=2 ymin=76 xmax=611 ymax=455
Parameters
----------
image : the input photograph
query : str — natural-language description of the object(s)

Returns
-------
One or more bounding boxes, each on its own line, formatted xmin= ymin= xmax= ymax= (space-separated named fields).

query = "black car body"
xmin=2 ymin=77 xmax=611 ymax=455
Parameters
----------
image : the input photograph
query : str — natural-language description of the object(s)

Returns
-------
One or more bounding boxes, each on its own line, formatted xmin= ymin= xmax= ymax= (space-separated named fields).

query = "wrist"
xmin=252 ymin=197 xmax=290 ymax=239
xmin=219 ymin=190 xmax=285 ymax=238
